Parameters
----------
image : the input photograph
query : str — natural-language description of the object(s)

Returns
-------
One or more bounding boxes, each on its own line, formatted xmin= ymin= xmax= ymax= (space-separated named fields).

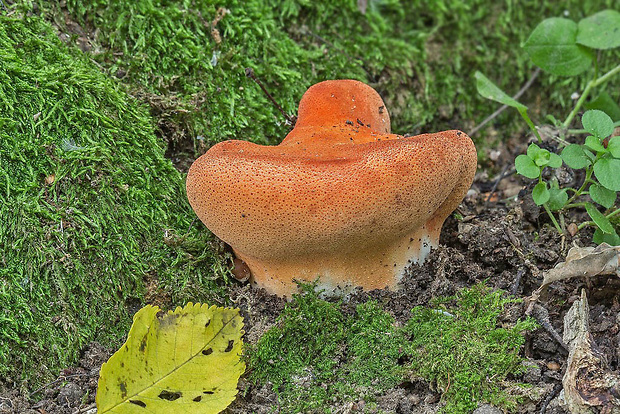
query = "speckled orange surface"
xmin=186 ymin=80 xmax=477 ymax=297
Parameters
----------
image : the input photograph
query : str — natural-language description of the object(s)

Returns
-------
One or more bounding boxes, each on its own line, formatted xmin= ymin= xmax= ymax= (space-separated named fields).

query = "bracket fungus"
xmin=187 ymin=80 xmax=477 ymax=297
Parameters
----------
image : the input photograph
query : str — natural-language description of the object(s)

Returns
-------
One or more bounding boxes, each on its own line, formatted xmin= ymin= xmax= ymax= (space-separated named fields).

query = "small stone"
xmin=488 ymin=149 xmax=501 ymax=161
xmin=57 ymin=382 xmax=83 ymax=407
xmin=231 ymin=258 xmax=251 ymax=282
xmin=472 ymin=403 xmax=503 ymax=414
xmin=567 ymin=223 xmax=578 ymax=236
xmin=546 ymin=361 xmax=561 ymax=371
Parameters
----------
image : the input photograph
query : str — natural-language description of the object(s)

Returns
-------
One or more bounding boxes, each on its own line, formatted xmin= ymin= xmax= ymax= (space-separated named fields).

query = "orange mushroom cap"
xmin=187 ymin=80 xmax=477 ymax=297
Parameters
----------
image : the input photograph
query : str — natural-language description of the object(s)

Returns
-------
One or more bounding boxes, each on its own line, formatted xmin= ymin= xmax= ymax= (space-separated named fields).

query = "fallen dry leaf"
xmin=541 ymin=243 xmax=620 ymax=289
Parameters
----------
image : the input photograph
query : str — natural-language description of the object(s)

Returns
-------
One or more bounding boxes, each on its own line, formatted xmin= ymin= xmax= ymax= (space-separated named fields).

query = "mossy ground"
xmin=249 ymin=283 xmax=537 ymax=413
xmin=1 ymin=0 xmax=618 ymax=409
xmin=0 ymin=7 xmax=229 ymax=390
xmin=38 ymin=0 xmax=620 ymax=148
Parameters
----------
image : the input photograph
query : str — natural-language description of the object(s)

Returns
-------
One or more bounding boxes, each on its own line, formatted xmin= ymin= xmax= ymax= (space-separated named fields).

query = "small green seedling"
xmin=476 ymin=9 xmax=620 ymax=245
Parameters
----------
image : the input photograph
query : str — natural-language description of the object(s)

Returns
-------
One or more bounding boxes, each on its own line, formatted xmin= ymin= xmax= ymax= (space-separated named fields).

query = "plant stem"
xmin=551 ymin=135 xmax=571 ymax=147
xmin=563 ymin=63 xmax=620 ymax=128
xmin=566 ymin=167 xmax=593 ymax=205
xmin=607 ymin=208 xmax=620 ymax=219
xmin=564 ymin=202 xmax=587 ymax=209
xmin=564 ymin=82 xmax=594 ymax=128
xmin=471 ymin=68 xmax=541 ymax=137
xmin=594 ymin=63 xmax=620 ymax=87
xmin=577 ymin=221 xmax=594 ymax=231
xmin=543 ymin=204 xmax=563 ymax=234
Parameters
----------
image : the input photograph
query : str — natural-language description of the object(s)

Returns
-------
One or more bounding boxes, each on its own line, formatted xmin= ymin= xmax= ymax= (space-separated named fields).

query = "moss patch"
xmin=405 ymin=285 xmax=537 ymax=413
xmin=46 ymin=0 xmax=618 ymax=149
xmin=0 ymin=11 xmax=227 ymax=388
xmin=249 ymin=284 xmax=536 ymax=413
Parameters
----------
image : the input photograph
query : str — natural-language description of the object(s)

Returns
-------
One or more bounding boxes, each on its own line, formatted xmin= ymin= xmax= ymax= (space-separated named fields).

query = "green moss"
xmin=249 ymin=285 xmax=405 ymax=412
xmin=404 ymin=284 xmax=538 ymax=413
xmin=43 ymin=0 xmax=618 ymax=150
xmin=0 ymin=12 xmax=227 ymax=388
xmin=342 ymin=301 xmax=406 ymax=391
xmin=44 ymin=0 xmax=415 ymax=147
xmin=249 ymin=284 xmax=535 ymax=413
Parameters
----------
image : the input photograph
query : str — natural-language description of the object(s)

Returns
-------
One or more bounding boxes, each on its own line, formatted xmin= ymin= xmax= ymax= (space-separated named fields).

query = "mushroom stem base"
xmin=237 ymin=224 xmax=441 ymax=298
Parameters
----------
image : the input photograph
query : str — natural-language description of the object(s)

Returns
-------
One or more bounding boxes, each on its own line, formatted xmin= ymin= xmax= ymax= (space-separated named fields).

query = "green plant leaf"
xmin=545 ymin=114 xmax=562 ymax=126
xmin=585 ymin=202 xmax=615 ymax=234
xmin=548 ymin=152 xmax=563 ymax=168
xmin=577 ymin=10 xmax=620 ymax=49
xmin=533 ymin=181 xmax=550 ymax=205
xmin=561 ymin=144 xmax=592 ymax=169
xmin=527 ymin=145 xmax=561 ymax=168
xmin=515 ymin=154 xmax=540 ymax=179
xmin=582 ymin=109 xmax=614 ymax=138
xmin=474 ymin=72 xmax=528 ymax=110
xmin=526 ymin=143 xmax=542 ymax=158
xmin=534 ymin=151 xmax=551 ymax=166
xmin=585 ymin=135 xmax=607 ymax=152
xmin=548 ymin=187 xmax=568 ymax=211
xmin=589 ymin=183 xmax=617 ymax=209
xmin=523 ymin=17 xmax=594 ymax=76
xmin=607 ymin=136 xmax=620 ymax=158
xmin=593 ymin=227 xmax=620 ymax=246
xmin=585 ymin=92 xmax=620 ymax=122
xmin=96 ymin=304 xmax=245 ymax=414
xmin=594 ymin=158 xmax=620 ymax=191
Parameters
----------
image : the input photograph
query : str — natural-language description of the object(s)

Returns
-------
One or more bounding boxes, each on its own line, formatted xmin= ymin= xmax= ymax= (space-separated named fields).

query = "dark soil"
xmin=0 ymin=343 xmax=108 ymax=414
xmin=3 ymin=144 xmax=620 ymax=414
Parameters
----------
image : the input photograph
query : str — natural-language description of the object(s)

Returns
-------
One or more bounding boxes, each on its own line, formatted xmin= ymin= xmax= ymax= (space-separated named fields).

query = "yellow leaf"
xmin=96 ymin=303 xmax=245 ymax=413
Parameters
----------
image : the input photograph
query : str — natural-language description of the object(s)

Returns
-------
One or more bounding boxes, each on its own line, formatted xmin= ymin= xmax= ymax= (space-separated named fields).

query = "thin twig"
xmin=187 ymin=216 xmax=197 ymax=233
xmin=0 ymin=0 xmax=7 ymax=11
xmin=539 ymin=382 xmax=563 ymax=414
xmin=485 ymin=164 xmax=515 ymax=206
xmin=29 ymin=373 xmax=89 ymax=398
xmin=471 ymin=68 xmax=542 ymax=136
xmin=245 ymin=68 xmax=296 ymax=126
xmin=510 ymin=268 xmax=525 ymax=296
xmin=529 ymin=303 xmax=568 ymax=353
xmin=72 ymin=402 xmax=96 ymax=414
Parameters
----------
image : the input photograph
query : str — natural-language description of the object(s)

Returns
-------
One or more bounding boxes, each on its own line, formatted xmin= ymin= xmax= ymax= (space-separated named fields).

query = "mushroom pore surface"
xmin=186 ymin=80 xmax=477 ymax=297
